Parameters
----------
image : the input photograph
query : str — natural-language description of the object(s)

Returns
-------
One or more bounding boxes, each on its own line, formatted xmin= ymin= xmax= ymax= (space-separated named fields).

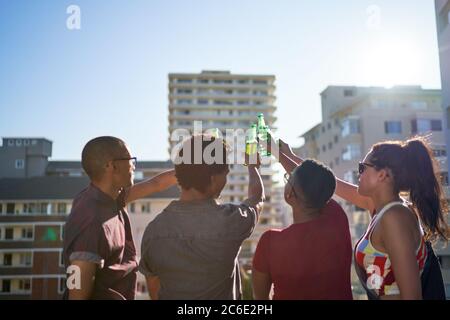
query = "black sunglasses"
xmin=358 ymin=162 xmax=375 ymax=175
xmin=113 ymin=157 xmax=137 ymax=167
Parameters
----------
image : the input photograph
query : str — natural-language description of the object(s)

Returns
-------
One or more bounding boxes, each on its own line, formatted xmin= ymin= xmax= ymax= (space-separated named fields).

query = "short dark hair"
xmin=81 ymin=136 xmax=128 ymax=180
xmin=292 ymin=159 xmax=336 ymax=209
xmin=174 ymin=134 xmax=229 ymax=193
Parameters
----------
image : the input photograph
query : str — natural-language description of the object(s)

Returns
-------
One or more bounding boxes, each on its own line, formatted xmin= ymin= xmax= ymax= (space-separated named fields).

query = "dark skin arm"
xmin=67 ymin=260 xmax=97 ymax=300
xmin=126 ymin=169 xmax=177 ymax=204
xmin=272 ymin=137 xmax=375 ymax=212
xmin=252 ymin=269 xmax=272 ymax=300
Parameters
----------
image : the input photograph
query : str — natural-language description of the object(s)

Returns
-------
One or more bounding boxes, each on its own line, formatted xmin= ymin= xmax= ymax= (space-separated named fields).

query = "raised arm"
xmin=126 ymin=169 xmax=177 ymax=204
xmin=244 ymin=152 xmax=265 ymax=213
xmin=274 ymin=138 xmax=374 ymax=212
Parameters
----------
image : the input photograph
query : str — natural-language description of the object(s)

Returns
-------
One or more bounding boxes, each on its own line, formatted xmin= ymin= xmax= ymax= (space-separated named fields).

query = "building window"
xmin=384 ymin=121 xmax=402 ymax=134
xmin=344 ymin=170 xmax=359 ymax=184
xmin=341 ymin=117 xmax=360 ymax=137
xmin=40 ymin=203 xmax=49 ymax=214
xmin=433 ymin=148 xmax=447 ymax=158
xmin=60 ymin=251 xmax=65 ymax=267
xmin=59 ymin=278 xmax=66 ymax=294
xmin=23 ymin=140 xmax=30 ymax=146
xmin=3 ymin=254 xmax=12 ymax=266
xmin=374 ymin=100 xmax=389 ymax=108
xmin=198 ymin=99 xmax=208 ymax=105
xmin=5 ymin=228 xmax=13 ymax=240
xmin=7 ymin=139 xmax=14 ymax=146
xmin=344 ymin=89 xmax=355 ymax=97
xmin=16 ymin=139 xmax=22 ymax=146
xmin=410 ymin=101 xmax=427 ymax=110
xmin=327 ymin=122 xmax=331 ymax=130
xmin=334 ymin=135 xmax=339 ymax=143
xmin=412 ymin=119 xmax=443 ymax=134
xmin=442 ymin=172 xmax=449 ymax=186
xmin=177 ymin=99 xmax=192 ymax=105
xmin=342 ymin=144 xmax=361 ymax=161
xmin=15 ymin=159 xmax=25 ymax=169
xmin=321 ymin=126 xmax=325 ymax=133
xmin=1 ymin=280 xmax=11 ymax=293
xmin=18 ymin=279 xmax=31 ymax=292
xmin=176 ymin=79 xmax=192 ymax=83
xmin=19 ymin=253 xmax=32 ymax=266
xmin=328 ymin=142 xmax=333 ymax=150
xmin=176 ymin=89 xmax=192 ymax=94
xmin=253 ymin=80 xmax=268 ymax=85
xmin=322 ymin=145 xmax=326 ymax=152
xmin=431 ymin=120 xmax=443 ymax=131
xmin=214 ymin=100 xmax=233 ymax=106
xmin=57 ymin=203 xmax=67 ymax=214
xmin=21 ymin=227 xmax=33 ymax=240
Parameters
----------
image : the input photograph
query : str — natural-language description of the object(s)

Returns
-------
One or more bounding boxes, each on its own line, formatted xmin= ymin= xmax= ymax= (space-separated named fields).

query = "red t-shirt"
xmin=253 ymin=199 xmax=353 ymax=300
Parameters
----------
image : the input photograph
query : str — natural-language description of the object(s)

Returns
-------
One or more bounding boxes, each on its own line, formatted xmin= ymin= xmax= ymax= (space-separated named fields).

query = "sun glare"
xmin=358 ymin=38 xmax=423 ymax=87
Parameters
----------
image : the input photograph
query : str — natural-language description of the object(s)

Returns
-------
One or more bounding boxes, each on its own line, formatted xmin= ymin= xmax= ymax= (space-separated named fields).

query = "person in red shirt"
xmin=252 ymin=140 xmax=353 ymax=300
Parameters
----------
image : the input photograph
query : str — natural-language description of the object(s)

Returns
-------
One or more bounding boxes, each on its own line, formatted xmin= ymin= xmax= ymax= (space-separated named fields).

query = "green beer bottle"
xmin=245 ymin=124 xmax=258 ymax=165
xmin=257 ymin=113 xmax=271 ymax=156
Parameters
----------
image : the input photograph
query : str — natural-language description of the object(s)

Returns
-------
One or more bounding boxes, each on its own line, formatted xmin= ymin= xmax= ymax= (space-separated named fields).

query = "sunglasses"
xmin=358 ymin=162 xmax=375 ymax=175
xmin=113 ymin=157 xmax=137 ymax=167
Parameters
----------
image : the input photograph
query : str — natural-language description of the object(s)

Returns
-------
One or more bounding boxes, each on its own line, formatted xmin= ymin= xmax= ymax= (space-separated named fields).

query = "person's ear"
xmin=104 ymin=160 xmax=115 ymax=173
xmin=377 ymin=168 xmax=390 ymax=182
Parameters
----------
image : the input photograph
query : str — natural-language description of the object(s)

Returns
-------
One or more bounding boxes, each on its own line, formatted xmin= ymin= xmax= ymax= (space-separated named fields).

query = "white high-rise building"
xmin=435 ymin=0 xmax=450 ymax=299
xmin=167 ymin=70 xmax=282 ymax=264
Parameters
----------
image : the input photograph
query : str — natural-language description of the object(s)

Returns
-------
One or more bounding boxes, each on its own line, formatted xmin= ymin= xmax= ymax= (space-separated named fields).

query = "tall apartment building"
xmin=296 ymin=86 xmax=450 ymax=298
xmin=436 ymin=0 xmax=450 ymax=176
xmin=0 ymin=137 xmax=178 ymax=299
xmin=168 ymin=70 xmax=282 ymax=264
xmin=435 ymin=0 xmax=450 ymax=299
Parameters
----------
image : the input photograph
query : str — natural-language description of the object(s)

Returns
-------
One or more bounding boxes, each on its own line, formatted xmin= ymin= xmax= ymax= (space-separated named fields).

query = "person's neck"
xmin=92 ymin=180 xmax=121 ymax=200
xmin=371 ymin=189 xmax=401 ymax=215
xmin=180 ymin=189 xmax=213 ymax=202
xmin=292 ymin=207 xmax=321 ymax=224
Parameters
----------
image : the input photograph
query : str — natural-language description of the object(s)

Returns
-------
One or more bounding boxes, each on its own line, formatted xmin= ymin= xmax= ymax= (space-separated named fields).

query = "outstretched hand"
xmin=278 ymin=138 xmax=294 ymax=157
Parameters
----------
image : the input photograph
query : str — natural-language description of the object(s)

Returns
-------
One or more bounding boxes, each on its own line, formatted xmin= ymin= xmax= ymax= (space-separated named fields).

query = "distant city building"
xmin=0 ymin=137 xmax=178 ymax=299
xmin=435 ymin=0 xmax=450 ymax=299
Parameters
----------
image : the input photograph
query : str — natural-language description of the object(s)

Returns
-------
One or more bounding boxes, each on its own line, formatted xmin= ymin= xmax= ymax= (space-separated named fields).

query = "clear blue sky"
xmin=0 ymin=0 xmax=442 ymax=160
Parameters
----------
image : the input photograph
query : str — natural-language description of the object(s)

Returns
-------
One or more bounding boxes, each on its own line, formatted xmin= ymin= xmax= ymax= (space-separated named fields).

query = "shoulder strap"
xmin=376 ymin=201 xmax=405 ymax=220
